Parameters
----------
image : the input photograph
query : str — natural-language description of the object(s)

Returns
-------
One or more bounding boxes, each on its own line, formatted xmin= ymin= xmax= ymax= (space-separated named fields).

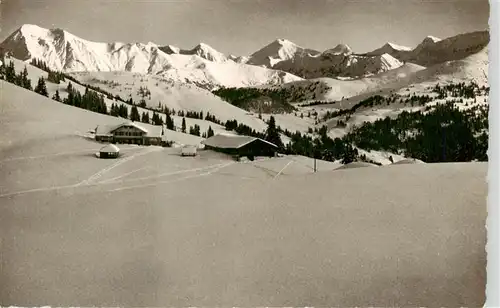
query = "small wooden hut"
xmin=99 ymin=144 xmax=120 ymax=159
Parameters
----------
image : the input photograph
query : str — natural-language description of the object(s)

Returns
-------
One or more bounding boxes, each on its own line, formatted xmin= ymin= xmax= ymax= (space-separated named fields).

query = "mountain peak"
xmin=323 ymin=43 xmax=352 ymax=56
xmin=422 ymin=36 xmax=441 ymax=44
xmin=15 ymin=24 xmax=50 ymax=38
xmin=185 ymin=42 xmax=227 ymax=62
xmin=194 ymin=42 xmax=212 ymax=49
xmin=385 ymin=42 xmax=412 ymax=51
xmin=160 ymin=44 xmax=180 ymax=54
xmin=275 ymin=38 xmax=295 ymax=46
xmin=18 ymin=23 xmax=44 ymax=32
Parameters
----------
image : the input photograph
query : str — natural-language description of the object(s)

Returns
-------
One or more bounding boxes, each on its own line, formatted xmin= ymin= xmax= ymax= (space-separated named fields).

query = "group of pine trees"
xmin=63 ymin=83 xmax=108 ymax=114
xmin=1 ymin=62 xmax=33 ymax=90
xmin=109 ymin=103 xmax=129 ymax=118
xmin=284 ymin=125 xmax=359 ymax=164
xmin=433 ymin=82 xmax=488 ymax=99
xmin=213 ymin=86 xmax=297 ymax=113
xmin=345 ymin=102 xmax=489 ymax=162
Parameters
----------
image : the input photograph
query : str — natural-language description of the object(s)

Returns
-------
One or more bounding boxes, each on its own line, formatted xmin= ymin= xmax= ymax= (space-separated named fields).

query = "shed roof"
xmin=100 ymin=144 xmax=120 ymax=153
xmin=202 ymin=134 xmax=278 ymax=149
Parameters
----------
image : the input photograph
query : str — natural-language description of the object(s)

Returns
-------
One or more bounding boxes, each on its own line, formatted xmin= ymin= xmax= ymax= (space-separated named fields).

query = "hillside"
xmin=0 ymin=79 xmax=205 ymax=147
xmin=67 ymin=71 xmax=269 ymax=129
xmin=253 ymin=43 xmax=487 ymax=107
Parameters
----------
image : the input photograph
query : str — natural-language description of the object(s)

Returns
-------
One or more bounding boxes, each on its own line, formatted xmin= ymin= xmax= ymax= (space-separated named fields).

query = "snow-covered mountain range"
xmin=363 ymin=31 xmax=489 ymax=67
xmin=0 ymin=24 xmax=489 ymax=88
xmin=0 ymin=24 xmax=302 ymax=89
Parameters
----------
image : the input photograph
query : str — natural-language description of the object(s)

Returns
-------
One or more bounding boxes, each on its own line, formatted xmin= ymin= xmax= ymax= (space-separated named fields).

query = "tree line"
xmin=344 ymin=102 xmax=488 ymax=162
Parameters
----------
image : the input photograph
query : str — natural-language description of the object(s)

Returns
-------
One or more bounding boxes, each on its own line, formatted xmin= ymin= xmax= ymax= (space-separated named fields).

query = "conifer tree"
xmin=207 ymin=126 xmax=215 ymax=138
xmin=165 ymin=112 xmax=175 ymax=130
xmin=141 ymin=112 xmax=150 ymax=124
xmin=52 ymin=90 xmax=61 ymax=102
xmin=21 ymin=67 xmax=32 ymax=90
xmin=34 ymin=77 xmax=48 ymax=97
xmin=5 ymin=61 xmax=16 ymax=83
xmin=181 ymin=117 xmax=187 ymax=133
xmin=130 ymin=106 xmax=140 ymax=121
xmin=265 ymin=116 xmax=284 ymax=149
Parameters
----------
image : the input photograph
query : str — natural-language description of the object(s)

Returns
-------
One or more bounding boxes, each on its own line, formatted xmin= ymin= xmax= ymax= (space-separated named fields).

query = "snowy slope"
xmin=68 ymin=71 xmax=269 ymax=131
xmin=264 ymin=40 xmax=487 ymax=105
xmin=0 ymin=79 xmax=206 ymax=146
xmin=246 ymin=39 xmax=321 ymax=67
xmin=262 ymin=62 xmax=426 ymax=104
xmin=396 ymin=47 xmax=489 ymax=94
xmin=3 ymin=58 xmax=261 ymax=142
xmin=0 ymin=128 xmax=487 ymax=308
xmin=0 ymin=24 xmax=303 ymax=89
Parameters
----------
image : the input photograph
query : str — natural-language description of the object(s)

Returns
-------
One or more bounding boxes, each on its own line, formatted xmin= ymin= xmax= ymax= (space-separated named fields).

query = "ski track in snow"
xmin=76 ymin=146 xmax=161 ymax=186
xmin=0 ymin=156 xmax=308 ymax=198
xmin=0 ymin=159 xmax=235 ymax=198
xmin=0 ymin=146 xmax=143 ymax=163
xmin=107 ymin=161 xmax=236 ymax=193
xmin=97 ymin=166 xmax=150 ymax=184
xmin=273 ymin=160 xmax=294 ymax=180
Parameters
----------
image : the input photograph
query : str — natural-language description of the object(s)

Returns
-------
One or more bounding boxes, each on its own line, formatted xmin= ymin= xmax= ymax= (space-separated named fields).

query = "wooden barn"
xmin=202 ymin=134 xmax=278 ymax=160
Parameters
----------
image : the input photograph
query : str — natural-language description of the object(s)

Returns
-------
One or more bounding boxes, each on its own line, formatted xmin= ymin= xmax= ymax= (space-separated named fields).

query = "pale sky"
xmin=0 ymin=0 xmax=490 ymax=56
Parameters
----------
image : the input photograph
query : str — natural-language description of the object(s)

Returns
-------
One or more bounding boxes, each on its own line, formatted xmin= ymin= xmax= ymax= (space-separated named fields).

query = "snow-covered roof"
xmin=202 ymin=134 xmax=278 ymax=149
xmin=144 ymin=125 xmax=163 ymax=138
xmin=100 ymin=144 xmax=120 ymax=153
xmin=335 ymin=161 xmax=378 ymax=170
xmin=95 ymin=122 xmax=163 ymax=138
xmin=392 ymin=158 xmax=425 ymax=165
xmin=95 ymin=124 xmax=115 ymax=136
xmin=110 ymin=121 xmax=148 ymax=133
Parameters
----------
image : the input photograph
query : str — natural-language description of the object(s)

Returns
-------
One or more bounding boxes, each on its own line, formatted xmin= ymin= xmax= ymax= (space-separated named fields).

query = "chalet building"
xmin=202 ymin=134 xmax=278 ymax=160
xmin=99 ymin=144 xmax=120 ymax=159
xmin=95 ymin=122 xmax=162 ymax=146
